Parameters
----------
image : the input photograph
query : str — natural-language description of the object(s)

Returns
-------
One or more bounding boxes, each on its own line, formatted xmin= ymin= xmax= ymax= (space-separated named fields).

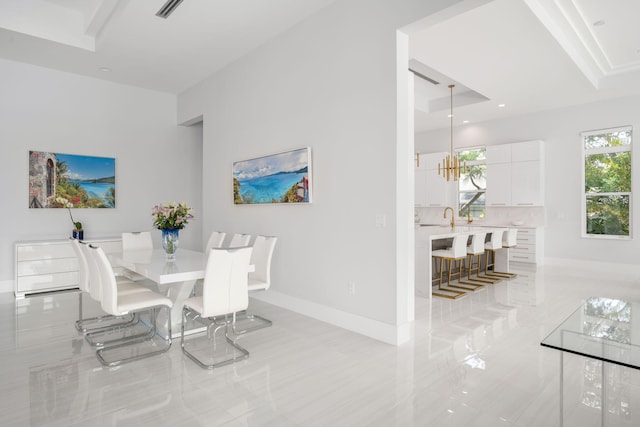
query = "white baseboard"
xmin=252 ymin=290 xmax=411 ymax=346
xmin=0 ymin=280 xmax=13 ymax=294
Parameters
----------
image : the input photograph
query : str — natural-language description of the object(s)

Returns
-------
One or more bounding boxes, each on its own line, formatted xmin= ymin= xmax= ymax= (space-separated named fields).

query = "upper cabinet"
xmin=486 ymin=144 xmax=511 ymax=164
xmin=511 ymin=140 xmax=543 ymax=162
xmin=486 ymin=162 xmax=511 ymax=206
xmin=485 ymin=140 xmax=544 ymax=207
xmin=415 ymin=152 xmax=451 ymax=207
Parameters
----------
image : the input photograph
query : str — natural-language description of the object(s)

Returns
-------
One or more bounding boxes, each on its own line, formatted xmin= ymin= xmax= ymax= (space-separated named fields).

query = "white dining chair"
xmin=228 ymin=233 xmax=251 ymax=248
xmin=121 ymin=232 xmax=155 ymax=282
xmin=205 ymin=231 xmax=226 ymax=252
xmin=189 ymin=231 xmax=228 ymax=297
xmin=122 ymin=231 xmax=153 ymax=250
xmin=81 ymin=243 xmax=162 ymax=348
xmin=70 ymin=237 xmax=92 ymax=331
xmin=181 ymin=246 xmax=253 ymax=369
xmin=235 ymin=235 xmax=277 ymax=334
xmin=72 ymin=238 xmax=148 ymax=333
xmin=87 ymin=245 xmax=173 ymax=367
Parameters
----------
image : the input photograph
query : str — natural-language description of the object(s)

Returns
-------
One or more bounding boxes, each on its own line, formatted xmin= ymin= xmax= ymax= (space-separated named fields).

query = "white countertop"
xmin=416 ymin=225 xmax=508 ymax=240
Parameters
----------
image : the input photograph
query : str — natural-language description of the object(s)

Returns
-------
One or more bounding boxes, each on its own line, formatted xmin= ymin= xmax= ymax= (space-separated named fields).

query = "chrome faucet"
xmin=444 ymin=207 xmax=455 ymax=229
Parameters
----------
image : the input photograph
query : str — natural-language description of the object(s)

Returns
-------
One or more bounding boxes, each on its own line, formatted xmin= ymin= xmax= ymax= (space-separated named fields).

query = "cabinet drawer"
xmin=17 ymin=243 xmax=75 ymax=261
xmin=17 ymin=257 xmax=78 ymax=276
xmin=516 ymin=235 xmax=536 ymax=244
xmin=16 ymin=271 xmax=79 ymax=294
xmin=509 ymin=252 xmax=535 ymax=263
xmin=516 ymin=229 xmax=536 ymax=244
xmin=511 ymin=245 xmax=534 ymax=255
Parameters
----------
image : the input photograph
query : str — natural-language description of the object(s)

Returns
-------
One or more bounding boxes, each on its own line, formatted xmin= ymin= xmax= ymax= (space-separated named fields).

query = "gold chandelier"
xmin=438 ymin=84 xmax=466 ymax=181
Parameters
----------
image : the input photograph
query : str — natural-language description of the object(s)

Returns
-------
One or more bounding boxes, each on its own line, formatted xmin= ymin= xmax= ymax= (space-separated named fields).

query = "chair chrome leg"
xmin=84 ymin=313 xmax=153 ymax=348
xmin=96 ymin=305 xmax=172 ymax=367
xmin=181 ymin=307 xmax=250 ymax=369
xmin=232 ymin=310 xmax=272 ymax=335
xmin=75 ymin=312 xmax=137 ymax=334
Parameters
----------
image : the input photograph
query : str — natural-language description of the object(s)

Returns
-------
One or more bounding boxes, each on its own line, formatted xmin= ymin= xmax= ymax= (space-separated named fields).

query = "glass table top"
xmin=541 ymin=297 xmax=640 ymax=370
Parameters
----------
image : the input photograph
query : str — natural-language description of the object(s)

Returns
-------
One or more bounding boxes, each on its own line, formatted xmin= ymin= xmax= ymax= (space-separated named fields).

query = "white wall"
xmin=416 ymin=94 xmax=640 ymax=266
xmin=178 ymin=0 xmax=465 ymax=344
xmin=0 ymin=58 xmax=203 ymax=289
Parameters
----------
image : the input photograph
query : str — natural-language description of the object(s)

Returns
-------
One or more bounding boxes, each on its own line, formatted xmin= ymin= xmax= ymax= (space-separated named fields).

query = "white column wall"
xmin=178 ymin=0 xmax=465 ymax=344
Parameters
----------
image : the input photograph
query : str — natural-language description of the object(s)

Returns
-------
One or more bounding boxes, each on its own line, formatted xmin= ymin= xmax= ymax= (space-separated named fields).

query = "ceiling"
xmin=0 ymin=0 xmax=639 ymax=132
xmin=0 ymin=0 xmax=340 ymax=94
xmin=410 ymin=0 xmax=640 ymax=131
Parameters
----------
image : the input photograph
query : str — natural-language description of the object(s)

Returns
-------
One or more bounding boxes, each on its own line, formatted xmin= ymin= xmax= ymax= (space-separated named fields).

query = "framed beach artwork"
xmin=233 ymin=147 xmax=312 ymax=204
xmin=29 ymin=151 xmax=116 ymax=208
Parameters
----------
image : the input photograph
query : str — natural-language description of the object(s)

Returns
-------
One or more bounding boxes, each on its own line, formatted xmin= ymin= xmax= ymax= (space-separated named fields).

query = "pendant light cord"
xmin=449 ymin=84 xmax=454 ymax=156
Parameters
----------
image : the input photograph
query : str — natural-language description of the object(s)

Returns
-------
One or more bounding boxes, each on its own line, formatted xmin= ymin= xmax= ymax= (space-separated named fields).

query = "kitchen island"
xmin=415 ymin=225 xmax=511 ymax=298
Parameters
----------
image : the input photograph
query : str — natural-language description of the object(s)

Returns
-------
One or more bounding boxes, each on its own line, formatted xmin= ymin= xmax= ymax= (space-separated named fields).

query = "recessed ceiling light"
xmin=593 ymin=20 xmax=605 ymax=27
xmin=99 ymin=67 xmax=112 ymax=72
xmin=463 ymin=120 xmax=469 ymax=124
xmin=498 ymin=103 xmax=505 ymax=108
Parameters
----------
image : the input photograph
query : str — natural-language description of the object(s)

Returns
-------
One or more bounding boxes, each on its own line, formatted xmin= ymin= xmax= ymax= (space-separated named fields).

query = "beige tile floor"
xmin=1 ymin=262 xmax=639 ymax=426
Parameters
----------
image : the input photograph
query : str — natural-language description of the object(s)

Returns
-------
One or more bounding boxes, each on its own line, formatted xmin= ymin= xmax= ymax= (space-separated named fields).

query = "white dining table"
xmin=109 ymin=248 xmax=208 ymax=339
xmin=110 ymin=248 xmax=256 ymax=339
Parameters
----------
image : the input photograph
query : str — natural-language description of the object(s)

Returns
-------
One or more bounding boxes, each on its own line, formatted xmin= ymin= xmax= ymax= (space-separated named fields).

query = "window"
xmin=582 ymin=126 xmax=632 ymax=238
xmin=457 ymin=147 xmax=486 ymax=219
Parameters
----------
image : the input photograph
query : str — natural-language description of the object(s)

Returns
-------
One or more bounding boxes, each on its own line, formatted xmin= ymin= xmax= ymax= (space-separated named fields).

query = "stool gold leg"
xmin=432 ymin=256 xmax=467 ymax=299
xmin=453 ymin=254 xmax=486 ymax=291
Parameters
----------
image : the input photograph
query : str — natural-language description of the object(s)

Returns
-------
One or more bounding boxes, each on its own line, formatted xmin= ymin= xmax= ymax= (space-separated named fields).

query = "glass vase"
xmin=72 ymin=229 xmax=84 ymax=240
xmin=161 ymin=228 xmax=180 ymax=259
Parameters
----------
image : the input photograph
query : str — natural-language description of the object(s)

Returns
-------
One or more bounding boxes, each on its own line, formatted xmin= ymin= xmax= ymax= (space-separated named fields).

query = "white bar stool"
xmin=456 ymin=232 xmax=492 ymax=289
xmin=478 ymin=230 xmax=505 ymax=282
xmin=489 ymin=228 xmax=518 ymax=278
xmin=431 ymin=234 xmax=467 ymax=299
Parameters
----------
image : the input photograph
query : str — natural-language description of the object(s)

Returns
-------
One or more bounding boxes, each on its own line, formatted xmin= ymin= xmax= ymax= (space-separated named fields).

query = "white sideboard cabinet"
xmin=15 ymin=237 xmax=122 ymax=298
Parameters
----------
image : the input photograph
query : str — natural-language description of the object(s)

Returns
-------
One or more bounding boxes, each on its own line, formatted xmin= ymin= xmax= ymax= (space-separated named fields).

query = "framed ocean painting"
xmin=233 ymin=147 xmax=312 ymax=204
xmin=29 ymin=151 xmax=116 ymax=208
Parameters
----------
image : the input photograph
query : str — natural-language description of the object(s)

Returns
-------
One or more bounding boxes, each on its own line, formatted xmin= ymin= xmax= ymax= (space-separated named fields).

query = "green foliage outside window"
xmin=583 ymin=129 xmax=631 ymax=237
xmin=458 ymin=148 xmax=486 ymax=219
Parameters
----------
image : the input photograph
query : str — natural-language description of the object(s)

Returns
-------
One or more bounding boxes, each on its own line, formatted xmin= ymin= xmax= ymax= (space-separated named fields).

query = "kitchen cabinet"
xmin=486 ymin=144 xmax=511 ymax=164
xmin=486 ymin=162 xmax=511 ymax=206
xmin=415 ymin=152 xmax=451 ymax=207
xmin=511 ymin=140 xmax=543 ymax=162
xmin=508 ymin=227 xmax=544 ymax=264
xmin=511 ymin=160 xmax=543 ymax=206
xmin=15 ymin=237 xmax=122 ymax=298
xmin=485 ymin=141 xmax=544 ymax=207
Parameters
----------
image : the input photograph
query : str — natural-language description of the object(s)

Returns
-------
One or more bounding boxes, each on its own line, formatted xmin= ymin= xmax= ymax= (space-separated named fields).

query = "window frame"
xmin=581 ymin=126 xmax=632 ymax=240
